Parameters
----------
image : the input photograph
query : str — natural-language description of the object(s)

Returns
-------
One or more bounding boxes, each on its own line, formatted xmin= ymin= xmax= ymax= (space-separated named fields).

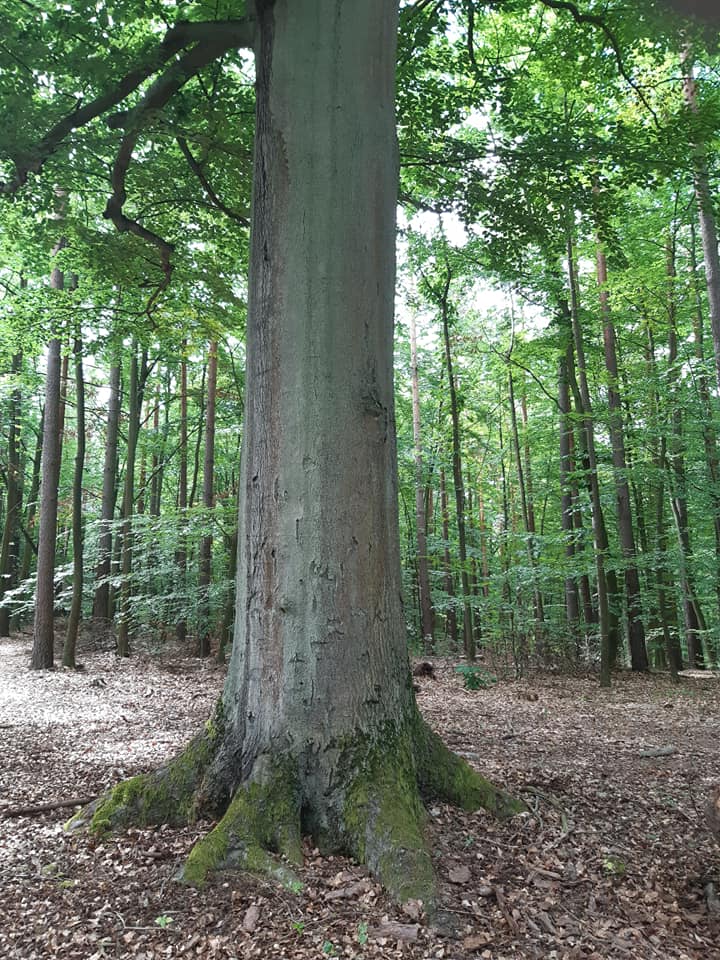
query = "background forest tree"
xmin=1 ymin=0 xmax=719 ymax=685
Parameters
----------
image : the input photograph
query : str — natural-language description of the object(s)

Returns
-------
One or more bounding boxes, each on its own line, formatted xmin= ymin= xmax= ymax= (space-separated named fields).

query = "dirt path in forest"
xmin=1 ymin=632 xmax=718 ymax=959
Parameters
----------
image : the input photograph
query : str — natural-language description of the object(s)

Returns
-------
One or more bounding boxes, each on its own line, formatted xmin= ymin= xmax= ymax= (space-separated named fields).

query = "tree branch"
xmin=176 ymin=136 xmax=250 ymax=225
xmin=0 ymin=17 xmax=255 ymax=194
xmin=537 ymin=0 xmax=660 ymax=125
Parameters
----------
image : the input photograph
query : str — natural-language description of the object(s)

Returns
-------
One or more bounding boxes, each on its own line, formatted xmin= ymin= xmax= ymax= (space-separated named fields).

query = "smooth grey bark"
xmin=31 ymin=244 xmax=65 ymax=669
xmin=596 ymin=244 xmax=648 ymax=672
xmin=409 ymin=312 xmax=434 ymax=651
xmin=19 ymin=405 xmax=43 ymax=590
xmin=76 ymin=1 xmax=522 ymax=906
xmin=92 ymin=359 xmax=121 ymax=621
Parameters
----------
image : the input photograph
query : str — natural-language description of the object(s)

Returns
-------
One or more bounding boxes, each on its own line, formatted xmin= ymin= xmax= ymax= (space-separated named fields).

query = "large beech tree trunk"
xmin=64 ymin=319 xmax=85 ymax=668
xmin=75 ymin=0 xmax=521 ymax=907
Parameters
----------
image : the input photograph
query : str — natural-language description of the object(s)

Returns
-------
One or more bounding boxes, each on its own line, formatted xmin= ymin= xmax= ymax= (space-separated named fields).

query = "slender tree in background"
xmin=176 ymin=346 xmax=189 ymax=644
xmin=31 ymin=237 xmax=66 ymax=670
xmin=197 ymin=340 xmax=217 ymax=658
xmin=596 ymin=241 xmax=648 ymax=672
xmin=92 ymin=359 xmax=121 ymax=622
xmin=0 ymin=350 xmax=23 ymax=637
xmin=63 ymin=316 xmax=85 ymax=668
xmin=409 ymin=312 xmax=434 ymax=650
xmin=435 ymin=268 xmax=475 ymax=660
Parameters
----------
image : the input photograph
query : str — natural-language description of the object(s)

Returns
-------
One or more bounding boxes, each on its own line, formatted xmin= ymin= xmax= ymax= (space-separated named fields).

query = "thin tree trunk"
xmin=63 ymin=316 xmax=85 ymax=667
xmin=439 ymin=278 xmax=475 ymax=661
xmin=0 ymin=350 xmax=24 ymax=636
xmin=682 ymin=48 xmax=720 ymax=392
xmin=596 ymin=242 xmax=648 ymax=672
xmin=116 ymin=346 xmax=147 ymax=657
xmin=189 ymin=363 xmax=206 ymax=509
xmin=508 ymin=366 xmax=546 ymax=656
xmin=440 ymin=468 xmax=458 ymax=650
xmin=19 ymin=405 xmax=44 ymax=589
xmin=665 ymin=244 xmax=707 ymax=667
xmin=558 ymin=342 xmax=581 ymax=652
xmin=92 ymin=360 xmax=121 ymax=621
xmin=409 ymin=313 xmax=434 ymax=651
xmin=31 ymin=240 xmax=66 ymax=670
xmin=565 ymin=238 xmax=612 ymax=686
xmin=197 ymin=341 xmax=218 ymax=658
xmin=176 ymin=347 xmax=189 ymax=644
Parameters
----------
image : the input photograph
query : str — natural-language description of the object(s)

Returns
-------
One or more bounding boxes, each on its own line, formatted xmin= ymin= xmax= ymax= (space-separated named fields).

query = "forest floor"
xmin=1 ymin=630 xmax=719 ymax=960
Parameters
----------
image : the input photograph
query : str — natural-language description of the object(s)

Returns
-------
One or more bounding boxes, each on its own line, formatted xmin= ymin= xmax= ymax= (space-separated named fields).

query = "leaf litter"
xmin=1 ymin=633 xmax=718 ymax=959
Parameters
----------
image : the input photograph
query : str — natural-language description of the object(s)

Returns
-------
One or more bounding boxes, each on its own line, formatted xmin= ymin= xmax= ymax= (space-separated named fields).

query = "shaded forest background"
xmin=2 ymin=0 xmax=720 ymax=682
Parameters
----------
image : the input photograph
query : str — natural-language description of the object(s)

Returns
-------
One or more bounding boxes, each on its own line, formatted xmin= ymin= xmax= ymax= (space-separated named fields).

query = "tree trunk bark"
xmin=508 ymin=366 xmax=546 ymax=657
xmin=682 ymin=49 xmax=720 ymax=392
xmin=440 ymin=467 xmax=458 ymax=649
xmin=92 ymin=360 xmax=121 ymax=621
xmin=409 ymin=312 xmax=434 ymax=652
xmin=558 ymin=341 xmax=581 ymax=652
xmin=176 ymin=346 xmax=189 ymax=644
xmin=439 ymin=279 xmax=475 ymax=660
xmin=116 ymin=345 xmax=147 ymax=657
xmin=31 ymin=241 xmax=66 ymax=670
xmin=197 ymin=340 xmax=217 ymax=658
xmin=596 ymin=243 xmax=648 ymax=672
xmin=64 ymin=318 xmax=85 ymax=667
xmin=0 ymin=350 xmax=24 ymax=636
xmin=565 ymin=240 xmax=612 ymax=685
xmin=77 ymin=0 xmax=521 ymax=905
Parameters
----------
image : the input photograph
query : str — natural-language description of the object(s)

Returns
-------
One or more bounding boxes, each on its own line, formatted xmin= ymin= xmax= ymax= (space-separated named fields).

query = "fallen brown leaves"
xmin=1 ymin=635 xmax=718 ymax=959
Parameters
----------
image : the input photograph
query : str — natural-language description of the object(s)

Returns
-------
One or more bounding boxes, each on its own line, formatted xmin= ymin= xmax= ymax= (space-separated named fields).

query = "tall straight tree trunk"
xmin=31 ymin=240 xmax=66 ymax=670
xmin=64 ymin=318 xmax=85 ymax=667
xmin=92 ymin=360 xmax=121 ymax=621
xmin=409 ymin=312 xmax=434 ymax=651
xmin=116 ymin=345 xmax=147 ymax=657
xmin=197 ymin=340 xmax=218 ymax=658
xmin=439 ymin=278 xmax=475 ymax=661
xmin=80 ymin=2 xmax=522 ymax=905
xmin=665 ymin=245 xmax=708 ymax=667
xmin=149 ymin=383 xmax=162 ymax=517
xmin=558 ymin=342 xmax=581 ymax=652
xmin=0 ymin=350 xmax=24 ymax=636
xmin=189 ymin=362 xmax=206 ymax=509
xmin=19 ymin=405 xmax=44 ymax=590
xmin=439 ymin=467 xmax=458 ymax=649
xmin=682 ymin=49 xmax=720 ymax=392
xmin=565 ymin=240 xmax=612 ymax=686
xmin=689 ymin=223 xmax=720 ymax=623
xmin=507 ymin=366 xmax=546 ymax=656
xmin=595 ymin=242 xmax=648 ymax=672
xmin=176 ymin=346 xmax=189 ymax=644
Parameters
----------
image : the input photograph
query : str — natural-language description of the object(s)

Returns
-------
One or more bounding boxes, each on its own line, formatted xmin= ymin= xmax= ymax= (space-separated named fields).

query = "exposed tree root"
xmin=67 ymin=706 xmax=524 ymax=909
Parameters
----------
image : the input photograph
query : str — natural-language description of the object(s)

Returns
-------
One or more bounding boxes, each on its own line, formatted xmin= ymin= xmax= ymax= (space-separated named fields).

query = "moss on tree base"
xmin=66 ymin=702 xmax=523 ymax=909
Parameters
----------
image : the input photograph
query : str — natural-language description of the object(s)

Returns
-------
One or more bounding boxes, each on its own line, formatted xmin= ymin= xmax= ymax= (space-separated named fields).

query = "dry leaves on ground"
xmin=1 ymin=632 xmax=718 ymax=959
